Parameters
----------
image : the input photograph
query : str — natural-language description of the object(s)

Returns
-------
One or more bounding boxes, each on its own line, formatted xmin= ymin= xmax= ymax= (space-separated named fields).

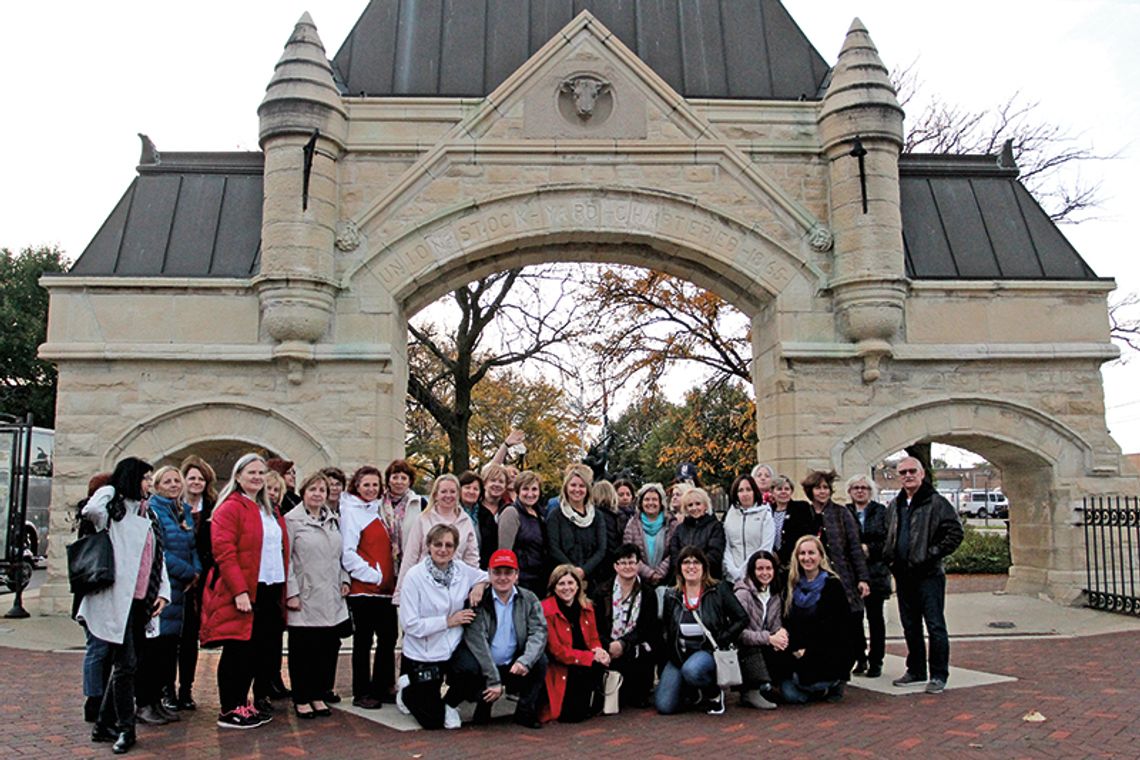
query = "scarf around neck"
xmin=641 ymin=511 xmax=666 ymax=566
xmin=560 ymin=499 xmax=595 ymax=528
xmin=425 ymin=556 xmax=456 ymax=588
xmin=793 ymin=570 xmax=829 ymax=611
xmin=380 ymin=490 xmax=412 ymax=566
xmin=610 ymin=577 xmax=642 ymax=640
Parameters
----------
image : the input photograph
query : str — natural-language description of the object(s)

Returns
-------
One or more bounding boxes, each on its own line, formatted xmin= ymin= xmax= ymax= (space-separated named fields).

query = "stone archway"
xmin=833 ymin=396 xmax=1096 ymax=600
xmin=105 ymin=399 xmax=337 ymax=478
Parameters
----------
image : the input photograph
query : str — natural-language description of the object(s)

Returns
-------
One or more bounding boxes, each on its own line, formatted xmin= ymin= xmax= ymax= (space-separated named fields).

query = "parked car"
xmin=958 ymin=490 xmax=1008 ymax=519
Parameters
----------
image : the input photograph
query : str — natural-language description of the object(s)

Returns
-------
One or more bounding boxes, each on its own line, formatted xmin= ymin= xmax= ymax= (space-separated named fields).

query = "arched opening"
xmin=835 ymin=398 xmax=1094 ymax=599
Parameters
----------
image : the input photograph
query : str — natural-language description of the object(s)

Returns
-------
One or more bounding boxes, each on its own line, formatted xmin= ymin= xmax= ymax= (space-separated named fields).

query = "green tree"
xmin=0 ymin=246 xmax=67 ymax=426
xmin=658 ymin=380 xmax=757 ymax=492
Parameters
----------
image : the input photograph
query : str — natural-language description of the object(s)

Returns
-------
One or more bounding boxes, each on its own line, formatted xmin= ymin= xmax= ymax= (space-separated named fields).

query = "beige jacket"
xmin=285 ymin=505 xmax=350 ymax=628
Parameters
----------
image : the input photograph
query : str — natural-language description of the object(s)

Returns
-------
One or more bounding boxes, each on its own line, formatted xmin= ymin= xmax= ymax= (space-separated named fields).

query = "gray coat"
xmin=285 ymin=505 xmax=350 ymax=628
xmin=76 ymin=487 xmax=171 ymax=644
xmin=463 ymin=586 xmax=547 ymax=687
xmin=733 ymin=578 xmax=783 ymax=647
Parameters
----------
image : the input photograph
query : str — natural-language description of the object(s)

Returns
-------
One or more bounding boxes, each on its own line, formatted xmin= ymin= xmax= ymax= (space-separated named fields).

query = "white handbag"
xmin=602 ymin=670 xmax=624 ymax=714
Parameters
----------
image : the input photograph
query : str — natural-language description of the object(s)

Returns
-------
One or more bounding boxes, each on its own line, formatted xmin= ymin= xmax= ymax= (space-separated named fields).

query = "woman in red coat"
xmin=541 ymin=564 xmax=610 ymax=723
xmin=200 ymin=453 xmax=289 ymax=730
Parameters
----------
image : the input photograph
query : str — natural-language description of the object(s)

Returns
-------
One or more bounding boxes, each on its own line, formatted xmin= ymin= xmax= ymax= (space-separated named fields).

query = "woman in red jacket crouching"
xmin=541 ymin=565 xmax=610 ymax=723
xmin=200 ymin=453 xmax=289 ymax=729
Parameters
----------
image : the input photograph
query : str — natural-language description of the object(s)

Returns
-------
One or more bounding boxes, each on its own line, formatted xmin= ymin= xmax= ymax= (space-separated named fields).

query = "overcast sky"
xmin=4 ymin=1 xmax=1139 ymax=452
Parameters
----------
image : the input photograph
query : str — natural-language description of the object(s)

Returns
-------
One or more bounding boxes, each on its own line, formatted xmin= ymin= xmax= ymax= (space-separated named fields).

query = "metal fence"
xmin=1083 ymin=495 xmax=1140 ymax=616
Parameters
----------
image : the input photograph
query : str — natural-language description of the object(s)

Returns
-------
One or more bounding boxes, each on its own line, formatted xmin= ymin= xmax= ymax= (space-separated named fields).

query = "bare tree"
xmin=406 ymin=266 xmax=595 ymax=473
xmin=1109 ymin=293 xmax=1140 ymax=359
xmin=895 ymin=63 xmax=1117 ymax=224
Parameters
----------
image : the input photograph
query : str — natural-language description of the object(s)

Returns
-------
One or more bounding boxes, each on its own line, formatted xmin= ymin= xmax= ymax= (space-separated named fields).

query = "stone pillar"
xmin=256 ymin=13 xmax=346 ymax=379
xmin=818 ymin=19 xmax=908 ymax=383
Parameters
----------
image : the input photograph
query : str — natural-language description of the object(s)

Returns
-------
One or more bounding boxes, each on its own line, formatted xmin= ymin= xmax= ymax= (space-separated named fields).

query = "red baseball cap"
xmin=488 ymin=549 xmax=519 ymax=570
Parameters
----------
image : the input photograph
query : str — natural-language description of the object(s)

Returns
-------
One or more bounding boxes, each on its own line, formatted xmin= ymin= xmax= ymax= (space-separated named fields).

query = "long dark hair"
xmin=729 ymin=474 xmax=761 ymax=508
xmin=107 ymin=457 xmax=153 ymax=520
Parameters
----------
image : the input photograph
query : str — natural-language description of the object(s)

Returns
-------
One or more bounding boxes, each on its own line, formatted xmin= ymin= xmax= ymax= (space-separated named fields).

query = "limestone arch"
xmin=345 ymin=184 xmax=825 ymax=317
xmin=833 ymin=396 xmax=1097 ymax=598
xmin=104 ymin=399 xmax=337 ymax=476
xmin=832 ymin=396 xmax=1095 ymax=479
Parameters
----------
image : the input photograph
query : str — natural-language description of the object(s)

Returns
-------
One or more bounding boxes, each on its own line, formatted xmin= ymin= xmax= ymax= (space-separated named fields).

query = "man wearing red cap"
xmin=449 ymin=549 xmax=547 ymax=728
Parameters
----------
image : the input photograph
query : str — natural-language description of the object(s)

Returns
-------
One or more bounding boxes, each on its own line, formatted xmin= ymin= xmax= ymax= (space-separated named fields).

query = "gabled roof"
xmin=69 ymin=151 xmax=263 ymax=278
xmin=332 ymin=0 xmax=830 ymax=100
xmin=899 ymin=154 xmax=1100 ymax=281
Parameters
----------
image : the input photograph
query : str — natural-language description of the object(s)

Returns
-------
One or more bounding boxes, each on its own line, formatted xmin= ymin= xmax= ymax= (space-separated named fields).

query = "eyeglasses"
xmin=614 ymin=559 xmax=638 ymax=567
xmin=898 ymin=468 xmax=919 ymax=475
xmin=849 ymin=486 xmax=870 ymax=491
xmin=430 ymin=542 xmax=456 ymax=550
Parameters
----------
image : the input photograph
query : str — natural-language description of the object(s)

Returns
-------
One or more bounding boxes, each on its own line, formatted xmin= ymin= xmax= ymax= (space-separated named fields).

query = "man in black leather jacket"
xmin=882 ymin=457 xmax=964 ymax=694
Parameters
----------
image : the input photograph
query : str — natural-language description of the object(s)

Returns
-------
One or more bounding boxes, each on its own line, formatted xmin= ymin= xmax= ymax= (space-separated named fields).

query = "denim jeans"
xmin=83 ymin=627 xmax=113 ymax=698
xmin=779 ymin=672 xmax=839 ymax=704
xmin=895 ymin=572 xmax=949 ymax=681
xmin=655 ymin=650 xmax=716 ymax=715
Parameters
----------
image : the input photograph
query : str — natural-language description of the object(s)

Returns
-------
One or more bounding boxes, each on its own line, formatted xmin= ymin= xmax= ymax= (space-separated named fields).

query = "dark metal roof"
xmin=899 ymin=154 xmax=1100 ymax=281
xmin=332 ymin=0 xmax=831 ymax=99
xmin=70 ymin=152 xmax=263 ymax=278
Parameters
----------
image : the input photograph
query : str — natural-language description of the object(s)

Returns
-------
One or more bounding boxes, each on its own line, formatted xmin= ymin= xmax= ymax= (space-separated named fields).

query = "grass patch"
xmin=945 ymin=526 xmax=1011 ymax=574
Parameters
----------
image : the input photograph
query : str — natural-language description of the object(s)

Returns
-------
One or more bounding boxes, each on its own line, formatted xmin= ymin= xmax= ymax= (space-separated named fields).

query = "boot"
xmin=135 ymin=704 xmax=170 ymax=725
xmin=741 ymin=689 xmax=777 ymax=710
xmin=112 ymin=729 xmax=136 ymax=755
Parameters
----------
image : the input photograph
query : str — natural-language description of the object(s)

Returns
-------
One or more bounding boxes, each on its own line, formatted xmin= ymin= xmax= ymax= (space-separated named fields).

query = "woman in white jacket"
xmin=722 ymin=474 xmax=775 ymax=583
xmin=78 ymin=457 xmax=171 ymax=754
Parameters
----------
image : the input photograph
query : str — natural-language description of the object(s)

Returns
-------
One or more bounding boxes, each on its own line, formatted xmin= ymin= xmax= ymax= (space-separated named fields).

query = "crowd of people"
xmin=71 ymin=444 xmax=963 ymax=753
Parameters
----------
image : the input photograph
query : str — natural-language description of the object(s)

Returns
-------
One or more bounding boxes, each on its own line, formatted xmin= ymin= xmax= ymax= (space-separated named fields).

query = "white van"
xmin=958 ymin=490 xmax=1008 ymax=519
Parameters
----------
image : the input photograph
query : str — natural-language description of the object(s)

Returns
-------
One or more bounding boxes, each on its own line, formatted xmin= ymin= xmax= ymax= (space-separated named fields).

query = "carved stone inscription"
xmin=371 ymin=193 xmax=796 ymax=294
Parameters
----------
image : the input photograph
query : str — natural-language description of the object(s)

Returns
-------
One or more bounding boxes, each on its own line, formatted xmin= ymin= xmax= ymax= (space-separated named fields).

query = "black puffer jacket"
xmin=668 ymin=513 xmax=727 ymax=579
xmin=883 ymin=482 xmax=964 ymax=577
xmin=849 ymin=501 xmax=891 ymax=598
xmin=660 ymin=580 xmax=748 ymax=667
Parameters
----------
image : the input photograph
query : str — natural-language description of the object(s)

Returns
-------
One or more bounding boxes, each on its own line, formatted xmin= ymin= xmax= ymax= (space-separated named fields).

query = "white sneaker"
xmin=443 ymin=704 xmax=461 ymax=729
xmin=395 ymin=675 xmax=410 ymax=715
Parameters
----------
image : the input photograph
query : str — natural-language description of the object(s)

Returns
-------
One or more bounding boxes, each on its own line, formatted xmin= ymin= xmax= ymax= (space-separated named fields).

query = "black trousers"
xmin=177 ymin=587 xmax=201 ymax=697
xmin=216 ymin=583 xmax=284 ymax=712
xmin=401 ymin=653 xmax=465 ymax=730
xmin=609 ymin=646 xmax=655 ymax=706
xmin=347 ymin=596 xmax=397 ymax=699
xmin=859 ymin=593 xmax=887 ymax=669
xmin=137 ymin=634 xmax=179 ymax=707
xmin=896 ymin=573 xmax=949 ymax=681
xmin=98 ymin=600 xmax=149 ymax=732
xmin=288 ymin=626 xmax=340 ymax=704
xmin=447 ymin=642 xmax=548 ymax=720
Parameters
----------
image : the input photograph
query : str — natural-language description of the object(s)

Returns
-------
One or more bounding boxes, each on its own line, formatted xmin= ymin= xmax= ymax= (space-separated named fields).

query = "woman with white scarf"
xmin=546 ymin=464 xmax=608 ymax=588
xmin=723 ymin=474 xmax=776 ymax=582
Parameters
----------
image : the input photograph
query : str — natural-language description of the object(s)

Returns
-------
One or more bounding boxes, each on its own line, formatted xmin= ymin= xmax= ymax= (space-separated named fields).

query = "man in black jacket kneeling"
xmin=449 ymin=549 xmax=548 ymax=728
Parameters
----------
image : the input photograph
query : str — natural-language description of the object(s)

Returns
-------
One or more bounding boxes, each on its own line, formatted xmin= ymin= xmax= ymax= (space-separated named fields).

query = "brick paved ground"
xmin=4 ymin=624 xmax=1136 ymax=759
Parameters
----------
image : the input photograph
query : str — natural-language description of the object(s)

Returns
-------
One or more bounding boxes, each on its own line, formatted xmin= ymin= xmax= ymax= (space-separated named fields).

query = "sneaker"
xmin=706 ymin=690 xmax=726 ymax=715
xmin=892 ymin=672 xmax=926 ymax=687
xmin=925 ymin=678 xmax=947 ymax=694
xmin=443 ymin=704 xmax=462 ymax=729
xmin=395 ymin=675 xmax=411 ymax=715
xmin=741 ymin=689 xmax=777 ymax=710
xmin=217 ymin=706 xmax=263 ymax=730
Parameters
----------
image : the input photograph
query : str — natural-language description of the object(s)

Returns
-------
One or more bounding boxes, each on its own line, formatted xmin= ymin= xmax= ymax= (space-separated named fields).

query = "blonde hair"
xmin=591 ymin=480 xmax=619 ymax=513
xmin=560 ymin=464 xmax=594 ymax=508
xmin=427 ymin=474 xmax=461 ymax=514
xmin=784 ymin=534 xmax=836 ymax=615
xmin=151 ymin=465 xmax=183 ymax=494
xmin=264 ymin=471 xmax=286 ymax=507
xmin=547 ymin=563 xmax=591 ymax=607
xmin=480 ymin=463 xmax=509 ymax=484
xmin=681 ymin=486 xmax=712 ymax=512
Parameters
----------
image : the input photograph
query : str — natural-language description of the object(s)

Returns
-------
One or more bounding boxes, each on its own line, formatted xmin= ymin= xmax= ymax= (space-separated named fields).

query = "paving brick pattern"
xmin=3 ymin=628 xmax=1137 ymax=759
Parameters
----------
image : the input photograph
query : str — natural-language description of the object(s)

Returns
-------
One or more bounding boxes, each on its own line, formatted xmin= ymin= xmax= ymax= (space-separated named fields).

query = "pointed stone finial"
xmin=819 ymin=17 xmax=903 ymax=141
xmin=137 ymin=133 xmax=159 ymax=165
xmin=259 ymin=12 xmax=346 ymax=146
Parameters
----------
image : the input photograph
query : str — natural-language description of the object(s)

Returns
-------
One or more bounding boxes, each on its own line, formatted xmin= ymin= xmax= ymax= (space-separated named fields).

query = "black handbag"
xmin=67 ymin=529 xmax=115 ymax=595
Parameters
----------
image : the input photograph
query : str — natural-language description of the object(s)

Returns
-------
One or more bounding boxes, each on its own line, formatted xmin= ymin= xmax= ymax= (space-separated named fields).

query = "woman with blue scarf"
xmin=779 ymin=535 xmax=850 ymax=703
xmin=621 ymin=483 xmax=675 ymax=587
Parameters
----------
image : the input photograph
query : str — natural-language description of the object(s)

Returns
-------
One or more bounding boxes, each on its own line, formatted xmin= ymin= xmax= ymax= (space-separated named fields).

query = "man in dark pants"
xmin=449 ymin=549 xmax=548 ymax=728
xmin=883 ymin=457 xmax=964 ymax=694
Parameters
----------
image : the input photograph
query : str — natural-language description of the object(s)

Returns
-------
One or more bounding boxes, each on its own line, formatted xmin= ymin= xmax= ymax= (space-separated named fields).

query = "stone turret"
xmin=818 ymin=19 xmax=907 ymax=382
xmin=256 ymin=12 xmax=347 ymax=379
